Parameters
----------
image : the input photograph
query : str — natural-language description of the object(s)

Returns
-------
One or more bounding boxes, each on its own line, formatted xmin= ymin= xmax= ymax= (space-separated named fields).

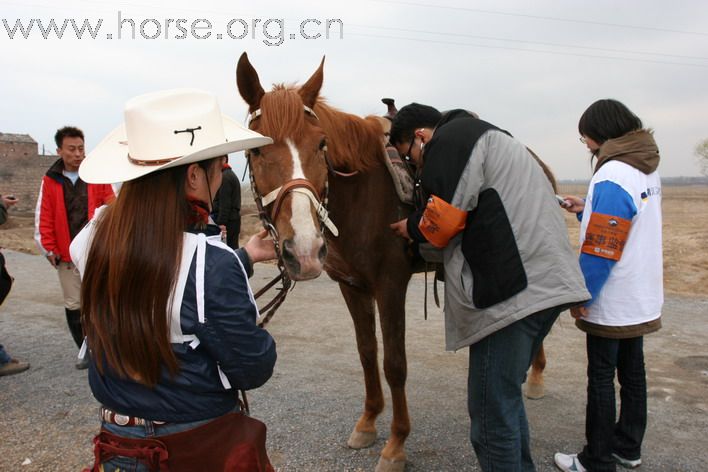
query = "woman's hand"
xmin=243 ymin=229 xmax=277 ymax=263
xmin=570 ymin=305 xmax=588 ymax=319
xmin=561 ymin=195 xmax=585 ymax=214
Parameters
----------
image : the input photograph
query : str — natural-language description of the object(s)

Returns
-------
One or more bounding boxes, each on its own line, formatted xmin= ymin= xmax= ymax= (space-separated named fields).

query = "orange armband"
xmin=418 ymin=195 xmax=467 ymax=248
xmin=581 ymin=212 xmax=631 ymax=261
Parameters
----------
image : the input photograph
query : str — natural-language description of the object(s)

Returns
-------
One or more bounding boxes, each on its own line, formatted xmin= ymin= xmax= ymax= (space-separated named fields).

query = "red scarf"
xmin=187 ymin=197 xmax=210 ymax=228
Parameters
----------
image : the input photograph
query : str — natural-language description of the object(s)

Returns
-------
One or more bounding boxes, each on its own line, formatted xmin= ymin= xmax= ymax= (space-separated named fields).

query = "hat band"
xmin=128 ymin=154 xmax=181 ymax=166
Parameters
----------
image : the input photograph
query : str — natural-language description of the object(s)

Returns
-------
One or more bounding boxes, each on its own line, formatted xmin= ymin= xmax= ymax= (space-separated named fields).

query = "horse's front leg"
xmin=374 ymin=286 xmax=410 ymax=472
xmin=339 ymin=283 xmax=384 ymax=450
xmin=525 ymin=342 xmax=546 ymax=399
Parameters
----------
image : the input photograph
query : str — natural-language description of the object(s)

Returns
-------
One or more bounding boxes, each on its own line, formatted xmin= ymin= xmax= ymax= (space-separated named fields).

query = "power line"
xmin=370 ymin=0 xmax=708 ymax=37
xmin=349 ymin=23 xmax=708 ymax=62
xmin=348 ymin=31 xmax=708 ymax=68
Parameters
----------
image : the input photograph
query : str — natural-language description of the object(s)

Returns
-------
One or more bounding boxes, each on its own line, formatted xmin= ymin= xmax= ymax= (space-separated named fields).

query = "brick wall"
xmin=0 ymin=141 xmax=37 ymax=160
xmin=1 ymin=152 xmax=57 ymax=214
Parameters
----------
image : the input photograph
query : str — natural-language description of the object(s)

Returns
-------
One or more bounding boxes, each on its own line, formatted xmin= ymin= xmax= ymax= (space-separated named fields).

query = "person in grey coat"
xmin=389 ymin=104 xmax=589 ymax=472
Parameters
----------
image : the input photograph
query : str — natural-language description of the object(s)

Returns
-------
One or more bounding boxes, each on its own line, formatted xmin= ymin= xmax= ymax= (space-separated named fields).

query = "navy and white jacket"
xmin=70 ymin=209 xmax=276 ymax=422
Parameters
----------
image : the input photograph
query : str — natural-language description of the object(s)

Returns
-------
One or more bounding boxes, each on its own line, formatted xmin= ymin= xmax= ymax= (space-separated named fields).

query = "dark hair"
xmin=54 ymin=126 xmax=84 ymax=148
xmin=389 ymin=103 xmax=442 ymax=146
xmin=578 ymin=99 xmax=643 ymax=145
xmin=81 ymin=157 xmax=220 ymax=387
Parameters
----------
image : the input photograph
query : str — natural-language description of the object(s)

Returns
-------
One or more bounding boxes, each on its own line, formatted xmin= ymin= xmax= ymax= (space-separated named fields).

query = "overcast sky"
xmin=1 ymin=0 xmax=706 ymax=181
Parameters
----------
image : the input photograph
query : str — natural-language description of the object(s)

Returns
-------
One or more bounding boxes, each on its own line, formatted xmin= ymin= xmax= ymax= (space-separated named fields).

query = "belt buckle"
xmin=114 ymin=413 xmax=130 ymax=426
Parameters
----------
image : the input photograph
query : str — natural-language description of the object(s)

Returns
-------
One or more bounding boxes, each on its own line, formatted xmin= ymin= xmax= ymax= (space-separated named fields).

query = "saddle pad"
xmin=382 ymin=146 xmax=414 ymax=206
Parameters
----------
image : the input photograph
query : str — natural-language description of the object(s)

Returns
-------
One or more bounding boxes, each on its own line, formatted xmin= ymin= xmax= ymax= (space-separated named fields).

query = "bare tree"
xmin=695 ymin=138 xmax=708 ymax=178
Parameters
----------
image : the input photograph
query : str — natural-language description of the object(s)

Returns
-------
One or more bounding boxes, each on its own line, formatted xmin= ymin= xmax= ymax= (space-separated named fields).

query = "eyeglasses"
xmin=579 ymin=136 xmax=587 ymax=144
xmin=402 ymin=136 xmax=415 ymax=160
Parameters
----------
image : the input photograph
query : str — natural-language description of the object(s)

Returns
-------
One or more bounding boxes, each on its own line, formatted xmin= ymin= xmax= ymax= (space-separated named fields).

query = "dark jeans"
xmin=578 ymin=334 xmax=646 ymax=472
xmin=0 ymin=344 xmax=11 ymax=364
xmin=468 ymin=306 xmax=562 ymax=472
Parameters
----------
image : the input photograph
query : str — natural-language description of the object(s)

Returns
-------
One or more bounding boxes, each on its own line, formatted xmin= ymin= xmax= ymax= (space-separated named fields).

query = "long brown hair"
xmin=81 ymin=158 xmax=218 ymax=387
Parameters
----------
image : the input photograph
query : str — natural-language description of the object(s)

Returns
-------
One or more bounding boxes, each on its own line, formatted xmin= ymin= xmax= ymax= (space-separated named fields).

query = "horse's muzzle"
xmin=281 ymin=238 xmax=327 ymax=281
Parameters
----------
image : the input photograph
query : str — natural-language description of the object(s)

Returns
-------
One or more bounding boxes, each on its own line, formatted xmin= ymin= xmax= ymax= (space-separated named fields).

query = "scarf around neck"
xmin=595 ymin=129 xmax=660 ymax=175
xmin=187 ymin=197 xmax=210 ymax=229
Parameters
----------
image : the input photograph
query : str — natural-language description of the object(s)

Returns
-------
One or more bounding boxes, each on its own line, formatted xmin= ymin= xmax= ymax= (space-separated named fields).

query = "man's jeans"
xmin=468 ymin=306 xmax=561 ymax=472
xmin=578 ymin=334 xmax=646 ymax=472
xmin=0 ymin=344 xmax=11 ymax=364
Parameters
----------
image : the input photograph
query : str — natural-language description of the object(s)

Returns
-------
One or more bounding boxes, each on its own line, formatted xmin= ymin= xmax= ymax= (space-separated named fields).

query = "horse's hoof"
xmin=347 ymin=429 xmax=377 ymax=449
xmin=525 ymin=382 xmax=545 ymax=399
xmin=375 ymin=456 xmax=406 ymax=472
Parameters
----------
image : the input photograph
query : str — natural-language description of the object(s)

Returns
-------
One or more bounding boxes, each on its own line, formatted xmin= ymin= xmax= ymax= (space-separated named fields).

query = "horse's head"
xmin=236 ymin=52 xmax=331 ymax=281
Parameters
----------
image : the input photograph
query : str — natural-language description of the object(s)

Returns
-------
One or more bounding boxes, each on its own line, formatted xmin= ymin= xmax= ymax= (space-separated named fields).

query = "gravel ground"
xmin=1 ymin=249 xmax=707 ymax=471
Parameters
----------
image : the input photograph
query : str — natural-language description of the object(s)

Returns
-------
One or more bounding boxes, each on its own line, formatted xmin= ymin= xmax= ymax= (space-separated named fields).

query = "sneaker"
xmin=554 ymin=452 xmax=587 ymax=472
xmin=0 ymin=358 xmax=30 ymax=377
xmin=75 ymin=356 xmax=89 ymax=370
xmin=612 ymin=452 xmax=642 ymax=468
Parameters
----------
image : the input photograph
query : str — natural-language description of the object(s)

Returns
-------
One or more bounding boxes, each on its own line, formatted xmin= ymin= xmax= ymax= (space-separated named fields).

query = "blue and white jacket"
xmin=70 ymin=209 xmax=276 ymax=422
xmin=576 ymin=130 xmax=663 ymax=338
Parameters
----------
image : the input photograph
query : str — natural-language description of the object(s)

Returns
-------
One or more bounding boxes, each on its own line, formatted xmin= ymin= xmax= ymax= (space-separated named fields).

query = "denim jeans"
xmin=99 ymin=415 xmax=219 ymax=472
xmin=578 ymin=334 xmax=646 ymax=472
xmin=468 ymin=306 xmax=562 ymax=472
xmin=0 ymin=344 xmax=11 ymax=364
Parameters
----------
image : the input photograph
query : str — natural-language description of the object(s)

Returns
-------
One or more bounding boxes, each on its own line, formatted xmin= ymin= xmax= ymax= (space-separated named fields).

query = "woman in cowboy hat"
xmin=70 ymin=89 xmax=277 ymax=471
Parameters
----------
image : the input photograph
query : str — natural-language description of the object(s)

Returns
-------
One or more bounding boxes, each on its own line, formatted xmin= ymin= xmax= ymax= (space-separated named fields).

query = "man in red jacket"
xmin=34 ymin=126 xmax=114 ymax=369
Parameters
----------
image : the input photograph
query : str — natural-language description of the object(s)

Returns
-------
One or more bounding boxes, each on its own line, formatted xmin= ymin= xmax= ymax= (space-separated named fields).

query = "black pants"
xmin=578 ymin=334 xmax=646 ymax=471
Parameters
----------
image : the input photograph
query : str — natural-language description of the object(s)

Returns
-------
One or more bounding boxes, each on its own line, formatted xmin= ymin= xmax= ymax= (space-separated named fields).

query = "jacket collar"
xmin=46 ymin=158 xmax=66 ymax=181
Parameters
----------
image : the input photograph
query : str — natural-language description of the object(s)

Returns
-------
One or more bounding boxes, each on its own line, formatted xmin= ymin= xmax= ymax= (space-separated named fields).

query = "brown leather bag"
xmin=87 ymin=410 xmax=274 ymax=472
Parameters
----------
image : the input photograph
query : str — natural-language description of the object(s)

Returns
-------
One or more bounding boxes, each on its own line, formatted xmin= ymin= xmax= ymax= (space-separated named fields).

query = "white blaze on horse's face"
xmin=282 ymin=138 xmax=326 ymax=280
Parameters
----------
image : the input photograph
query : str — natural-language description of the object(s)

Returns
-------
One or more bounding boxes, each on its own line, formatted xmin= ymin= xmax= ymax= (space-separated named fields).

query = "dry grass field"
xmin=2 ymin=185 xmax=706 ymax=297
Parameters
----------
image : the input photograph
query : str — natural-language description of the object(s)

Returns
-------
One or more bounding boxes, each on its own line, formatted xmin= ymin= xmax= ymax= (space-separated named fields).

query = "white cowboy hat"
xmin=79 ymin=88 xmax=272 ymax=184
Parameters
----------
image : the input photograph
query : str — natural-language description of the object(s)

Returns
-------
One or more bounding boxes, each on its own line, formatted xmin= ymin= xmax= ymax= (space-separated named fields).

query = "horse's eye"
xmin=250 ymin=147 xmax=261 ymax=157
xmin=319 ymin=139 xmax=327 ymax=151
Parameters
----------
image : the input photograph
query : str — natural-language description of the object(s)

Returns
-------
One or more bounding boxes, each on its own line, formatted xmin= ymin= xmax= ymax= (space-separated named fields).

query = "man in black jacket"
xmin=212 ymin=162 xmax=241 ymax=249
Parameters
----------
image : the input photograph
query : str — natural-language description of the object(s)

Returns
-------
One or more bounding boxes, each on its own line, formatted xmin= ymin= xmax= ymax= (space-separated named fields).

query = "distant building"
xmin=0 ymin=132 xmax=38 ymax=160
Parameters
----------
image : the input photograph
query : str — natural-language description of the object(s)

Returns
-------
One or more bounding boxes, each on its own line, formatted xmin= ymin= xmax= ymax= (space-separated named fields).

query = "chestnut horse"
xmin=236 ymin=53 xmax=548 ymax=471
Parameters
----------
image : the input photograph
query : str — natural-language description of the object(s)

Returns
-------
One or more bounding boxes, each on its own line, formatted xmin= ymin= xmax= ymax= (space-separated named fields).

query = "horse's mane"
xmin=257 ymin=84 xmax=307 ymax=142
xmin=258 ymin=85 xmax=384 ymax=173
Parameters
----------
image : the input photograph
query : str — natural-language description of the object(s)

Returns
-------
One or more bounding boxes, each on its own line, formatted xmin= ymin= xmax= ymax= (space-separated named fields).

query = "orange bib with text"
xmin=418 ymin=195 xmax=467 ymax=248
xmin=581 ymin=212 xmax=631 ymax=261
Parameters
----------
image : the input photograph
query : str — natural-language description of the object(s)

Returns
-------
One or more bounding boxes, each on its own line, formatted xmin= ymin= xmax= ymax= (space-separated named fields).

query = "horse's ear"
xmin=298 ymin=56 xmax=325 ymax=108
xmin=236 ymin=52 xmax=265 ymax=112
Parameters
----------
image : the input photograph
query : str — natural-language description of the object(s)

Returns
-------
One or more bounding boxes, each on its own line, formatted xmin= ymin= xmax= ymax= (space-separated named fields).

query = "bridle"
xmin=245 ymin=104 xmax=339 ymax=326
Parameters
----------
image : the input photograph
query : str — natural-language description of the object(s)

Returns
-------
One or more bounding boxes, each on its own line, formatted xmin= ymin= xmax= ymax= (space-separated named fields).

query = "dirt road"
xmin=1 ymin=250 xmax=707 ymax=471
